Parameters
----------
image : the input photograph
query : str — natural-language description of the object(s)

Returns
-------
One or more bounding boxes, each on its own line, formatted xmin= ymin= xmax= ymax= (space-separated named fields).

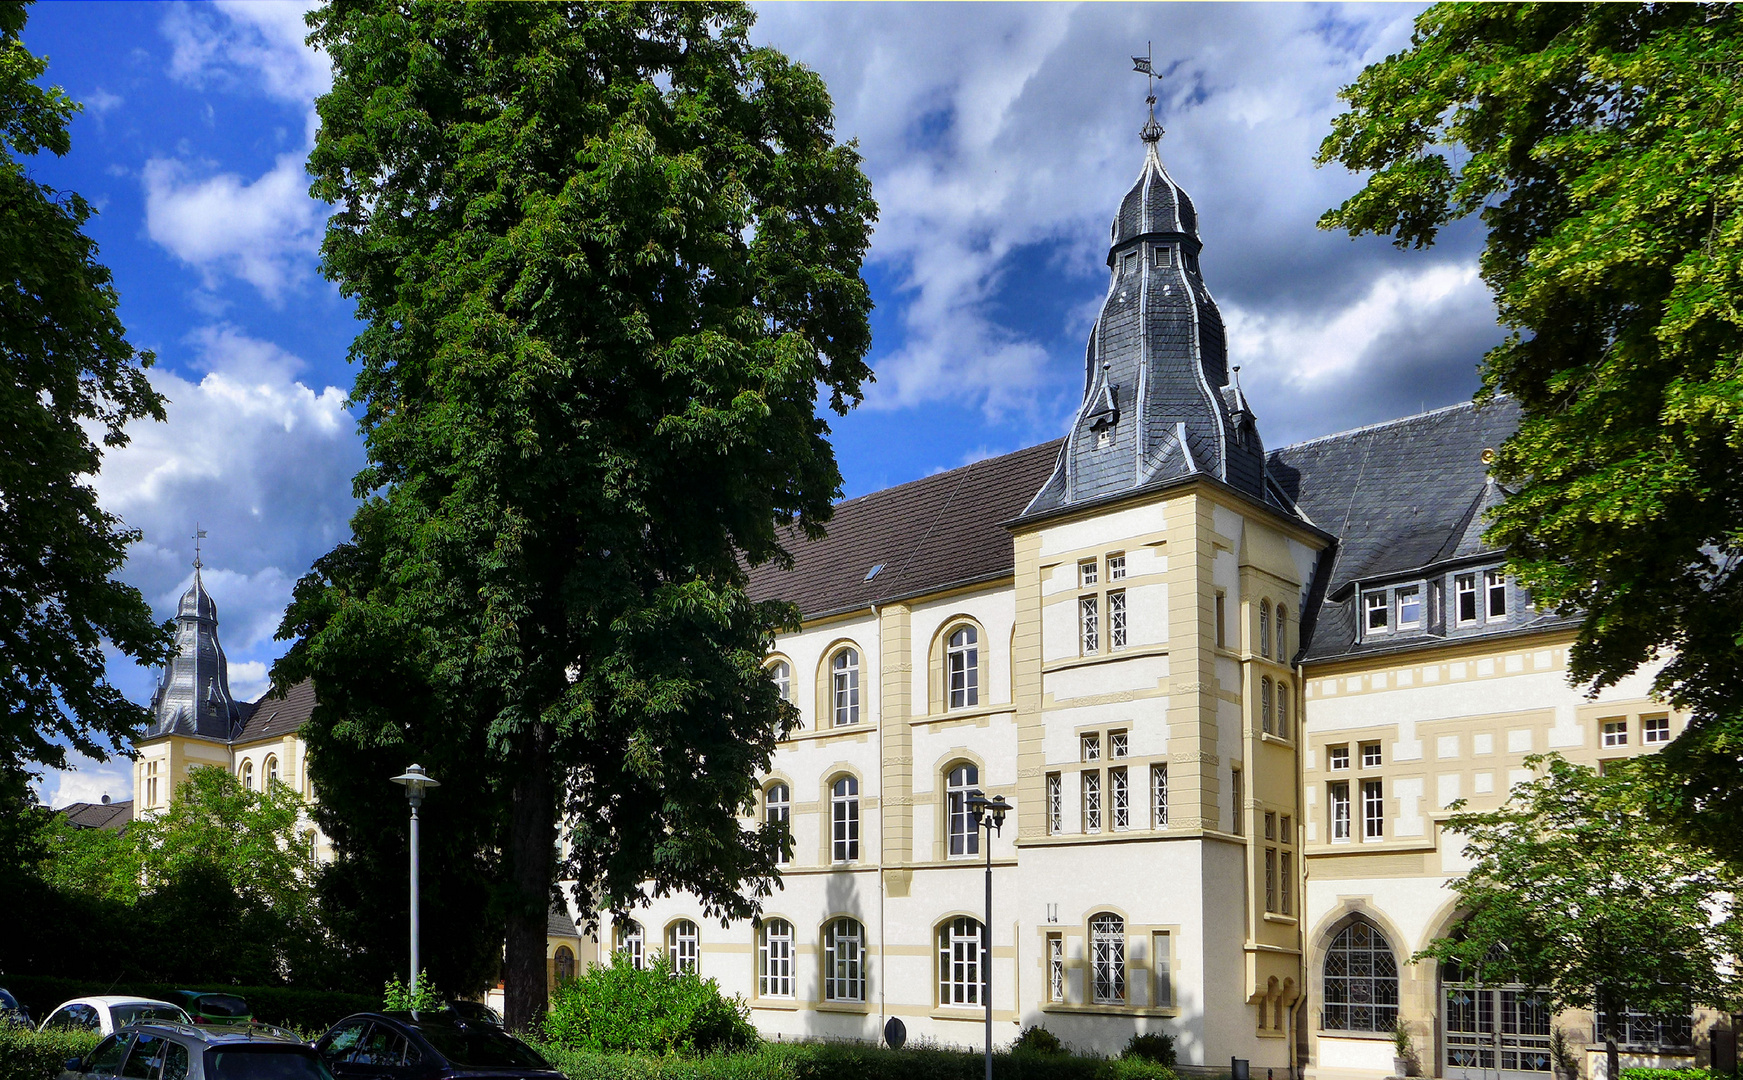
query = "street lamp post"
xmin=967 ymin=790 xmax=1011 ymax=1080
xmin=391 ymin=764 xmax=441 ymax=999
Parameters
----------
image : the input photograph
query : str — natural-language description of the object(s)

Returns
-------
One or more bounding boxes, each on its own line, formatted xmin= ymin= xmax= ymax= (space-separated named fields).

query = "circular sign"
xmin=884 ymin=1016 xmax=907 ymax=1051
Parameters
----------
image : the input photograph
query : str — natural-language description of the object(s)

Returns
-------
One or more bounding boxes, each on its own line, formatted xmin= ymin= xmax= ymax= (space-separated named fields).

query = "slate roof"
xmin=58 ymin=799 xmax=133 ymax=831
xmin=147 ymin=567 xmax=247 ymax=742
xmin=547 ymin=910 xmax=582 ymax=938
xmin=232 ymin=679 xmax=318 ymax=745
xmin=744 ymin=441 xmax=1063 ymax=620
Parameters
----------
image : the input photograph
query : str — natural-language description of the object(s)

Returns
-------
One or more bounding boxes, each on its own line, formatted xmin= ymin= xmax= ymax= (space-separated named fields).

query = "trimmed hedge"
xmin=529 ymin=1041 xmax=1178 ymax=1080
xmin=0 ymin=1026 xmax=102 ymax=1080
xmin=1621 ymin=1071 xmax=1714 ymax=1080
xmin=0 ymin=973 xmax=375 ymax=1034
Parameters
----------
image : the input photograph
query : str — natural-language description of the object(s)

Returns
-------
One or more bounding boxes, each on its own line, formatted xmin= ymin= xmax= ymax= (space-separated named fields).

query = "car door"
xmin=119 ymin=1033 xmax=170 ymax=1080
xmin=319 ymin=1019 xmax=373 ymax=1080
xmin=70 ymin=1032 xmax=132 ymax=1079
xmin=48 ymin=1003 xmax=102 ymax=1034
xmin=344 ymin=1022 xmax=422 ymax=1080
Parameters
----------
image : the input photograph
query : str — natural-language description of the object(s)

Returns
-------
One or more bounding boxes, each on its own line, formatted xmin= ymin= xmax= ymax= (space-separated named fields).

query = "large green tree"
xmin=279 ymin=1 xmax=873 ymax=1027
xmin=1318 ymin=3 xmax=1743 ymax=867
xmin=1418 ymin=756 xmax=1743 ymax=1069
xmin=0 ymin=0 xmax=170 ymax=785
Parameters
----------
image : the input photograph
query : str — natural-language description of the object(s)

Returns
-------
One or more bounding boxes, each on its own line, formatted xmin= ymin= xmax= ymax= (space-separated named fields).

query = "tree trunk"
xmin=503 ymin=724 xmax=554 ymax=1033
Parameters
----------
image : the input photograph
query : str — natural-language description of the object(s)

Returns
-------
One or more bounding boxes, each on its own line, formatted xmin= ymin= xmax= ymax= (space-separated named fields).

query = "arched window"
xmin=764 ymin=783 xmax=791 ymax=865
xmin=831 ymin=776 xmax=859 ymax=862
xmin=938 ymin=916 xmax=983 ymax=1006
xmin=615 ymin=920 xmax=645 ymax=970
xmin=240 ymin=759 xmax=254 ymax=791
xmin=264 ymin=755 xmax=279 ymax=787
xmin=1276 ymin=605 xmax=1288 ymax=659
xmin=1259 ymin=600 xmax=1271 ymax=658
xmin=554 ymin=945 xmax=576 ymax=984
xmin=759 ymin=919 xmax=794 ymax=998
xmin=1276 ymin=681 xmax=1290 ymax=739
xmin=768 ymin=660 xmax=793 ymax=707
xmin=1261 ymin=677 xmax=1273 ymax=734
xmin=1323 ymin=920 xmax=1399 ymax=1032
xmin=831 ymin=649 xmax=860 ymax=726
xmin=947 ymin=625 xmax=979 ymax=709
xmin=823 ymin=917 xmax=866 ymax=1002
xmin=1091 ymin=913 xmax=1126 ymax=1004
xmin=946 ymin=763 xmax=980 ymax=857
xmin=667 ymin=920 xmax=699 ymax=974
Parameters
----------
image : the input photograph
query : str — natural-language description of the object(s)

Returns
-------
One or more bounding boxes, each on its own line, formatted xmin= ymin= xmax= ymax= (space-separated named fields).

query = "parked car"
xmin=39 ymin=996 xmax=192 ymax=1036
xmin=314 ymin=1011 xmax=563 ymax=1079
xmin=59 ymin=1019 xmax=332 ymax=1080
xmin=174 ymin=990 xmax=253 ymax=1025
xmin=441 ymin=1000 xmax=502 ymax=1027
xmin=0 ymin=987 xmax=31 ymax=1028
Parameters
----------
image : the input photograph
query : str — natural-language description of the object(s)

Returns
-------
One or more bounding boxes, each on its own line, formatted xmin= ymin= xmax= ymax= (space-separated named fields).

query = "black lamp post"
xmin=966 ymin=789 xmax=1011 ymax=1080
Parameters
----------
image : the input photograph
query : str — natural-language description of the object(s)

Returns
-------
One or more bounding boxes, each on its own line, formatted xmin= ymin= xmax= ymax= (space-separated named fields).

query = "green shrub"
xmin=1121 ymin=1033 xmax=1176 ymax=1068
xmin=0 ymin=973 xmax=375 ymax=1033
xmin=542 ymin=952 xmax=757 ymax=1057
xmin=1015 ymin=1026 xmax=1067 ymax=1055
xmin=1621 ymin=1070 xmax=1713 ymax=1080
xmin=526 ymin=1040 xmax=1178 ymax=1080
xmin=0 ymin=1025 xmax=102 ymax=1080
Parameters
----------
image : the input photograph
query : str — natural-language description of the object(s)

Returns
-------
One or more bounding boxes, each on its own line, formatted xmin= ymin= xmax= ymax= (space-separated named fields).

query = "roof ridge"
xmin=1271 ymin=398 xmax=1490 ymax=455
xmin=833 ymin=438 xmax=1063 ymax=510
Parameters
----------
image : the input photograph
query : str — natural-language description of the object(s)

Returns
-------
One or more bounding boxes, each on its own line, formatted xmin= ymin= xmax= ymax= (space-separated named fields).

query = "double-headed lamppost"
xmin=391 ymin=764 xmax=441 ymax=998
xmin=966 ymin=790 xmax=1011 ymax=1080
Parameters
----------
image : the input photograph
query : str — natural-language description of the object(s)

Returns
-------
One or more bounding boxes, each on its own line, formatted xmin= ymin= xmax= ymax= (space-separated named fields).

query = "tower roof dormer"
xmin=1022 ymin=117 xmax=1271 ymax=520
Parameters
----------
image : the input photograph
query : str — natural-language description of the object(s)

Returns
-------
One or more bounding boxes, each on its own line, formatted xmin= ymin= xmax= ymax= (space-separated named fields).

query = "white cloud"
xmin=44 ymin=750 xmax=134 ymax=810
xmin=164 ymin=1 xmax=328 ymax=115
xmin=84 ymin=87 xmax=123 ymax=115
xmin=142 ymin=153 xmax=322 ymax=301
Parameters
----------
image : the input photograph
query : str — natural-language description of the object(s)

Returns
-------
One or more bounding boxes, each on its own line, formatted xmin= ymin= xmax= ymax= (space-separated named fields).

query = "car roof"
xmin=127 ymin=1020 xmax=305 ymax=1045
xmin=58 ymin=997 xmax=185 ymax=1009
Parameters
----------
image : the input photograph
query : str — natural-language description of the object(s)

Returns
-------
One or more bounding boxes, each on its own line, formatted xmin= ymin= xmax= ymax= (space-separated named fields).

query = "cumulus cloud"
xmin=164 ymin=1 xmax=328 ymax=118
xmin=43 ymin=751 xmax=134 ymax=810
xmin=142 ymin=153 xmax=323 ymax=301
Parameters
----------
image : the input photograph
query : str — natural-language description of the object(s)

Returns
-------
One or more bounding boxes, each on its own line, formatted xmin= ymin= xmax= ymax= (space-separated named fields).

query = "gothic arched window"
xmin=1323 ymin=920 xmax=1399 ymax=1032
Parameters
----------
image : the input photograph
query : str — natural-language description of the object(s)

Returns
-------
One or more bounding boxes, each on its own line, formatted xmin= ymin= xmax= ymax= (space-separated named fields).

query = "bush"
xmin=1621 ymin=1071 xmax=1713 ymax=1080
xmin=0 ymin=1025 xmax=101 ymax=1080
xmin=542 ymin=952 xmax=757 ymax=1057
xmin=527 ymin=1040 xmax=1178 ymax=1080
xmin=1014 ymin=1026 xmax=1067 ymax=1055
xmin=1121 ymin=1033 xmax=1176 ymax=1068
xmin=0 ymin=973 xmax=375 ymax=1033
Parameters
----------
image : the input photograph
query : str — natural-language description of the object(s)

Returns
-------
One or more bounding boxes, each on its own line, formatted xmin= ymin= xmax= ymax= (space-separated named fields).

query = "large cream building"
xmin=132 ymin=123 xmax=1734 ymax=1076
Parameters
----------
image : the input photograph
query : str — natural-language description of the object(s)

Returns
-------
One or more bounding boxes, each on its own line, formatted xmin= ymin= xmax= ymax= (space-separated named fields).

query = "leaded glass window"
xmin=1322 ymin=921 xmax=1398 ymax=1031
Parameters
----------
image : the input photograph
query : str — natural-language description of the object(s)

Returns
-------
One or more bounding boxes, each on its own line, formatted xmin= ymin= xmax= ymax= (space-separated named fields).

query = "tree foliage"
xmin=279 ymin=0 xmax=874 ymax=1027
xmin=1317 ymin=4 xmax=1743 ymax=866
xmin=1417 ymin=755 xmax=1743 ymax=1025
xmin=0 ymin=0 xmax=170 ymax=782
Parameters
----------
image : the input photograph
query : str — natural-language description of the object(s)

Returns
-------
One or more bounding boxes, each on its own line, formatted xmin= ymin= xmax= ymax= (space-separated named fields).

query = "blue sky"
xmin=24 ymin=2 xmax=1502 ymax=805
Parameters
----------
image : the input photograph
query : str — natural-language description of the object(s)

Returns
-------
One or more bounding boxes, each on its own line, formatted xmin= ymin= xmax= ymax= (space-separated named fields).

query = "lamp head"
xmin=966 ymin=790 xmax=1011 ymax=834
xmin=391 ymin=763 xmax=441 ymax=806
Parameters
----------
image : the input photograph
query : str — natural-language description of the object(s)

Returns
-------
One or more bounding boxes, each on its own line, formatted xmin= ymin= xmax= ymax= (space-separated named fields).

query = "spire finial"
xmin=1131 ymin=43 xmax=1164 ymax=143
xmin=192 ymin=524 xmax=207 ymax=571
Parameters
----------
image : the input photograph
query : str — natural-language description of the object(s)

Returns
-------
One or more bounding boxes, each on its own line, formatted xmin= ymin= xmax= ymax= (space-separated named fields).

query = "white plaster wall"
xmin=1039 ymin=504 xmax=1170 ymax=558
xmin=908 ymin=586 xmax=1018 ymax=711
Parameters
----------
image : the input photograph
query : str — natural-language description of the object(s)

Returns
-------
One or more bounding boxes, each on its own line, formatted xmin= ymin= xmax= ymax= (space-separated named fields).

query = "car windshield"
xmin=195 ymin=996 xmax=250 ymax=1017
xmin=417 ymin=1026 xmax=549 ymax=1068
xmin=0 ymin=990 xmax=19 ymax=1011
xmin=206 ymin=1048 xmax=337 ymax=1080
xmin=113 ymin=1004 xmax=190 ymax=1027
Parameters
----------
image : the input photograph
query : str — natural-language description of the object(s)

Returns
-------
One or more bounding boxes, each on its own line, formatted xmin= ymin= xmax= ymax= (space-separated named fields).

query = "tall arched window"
xmin=1259 ymin=600 xmax=1271 ymax=658
xmin=1261 ymin=677 xmax=1273 ymax=735
xmin=615 ymin=920 xmax=645 ymax=970
xmin=831 ymin=649 xmax=860 ymax=726
xmin=264 ymin=755 xmax=279 ymax=786
xmin=1276 ymin=681 xmax=1290 ymax=739
xmin=938 ymin=916 xmax=983 ymax=1006
xmin=240 ymin=759 xmax=254 ymax=791
xmin=768 ymin=660 xmax=793 ymax=706
xmin=823 ymin=917 xmax=866 ymax=1002
xmin=667 ymin=920 xmax=699 ymax=974
xmin=1276 ymin=605 xmax=1288 ymax=659
xmin=1091 ymin=913 xmax=1126 ymax=1004
xmin=765 ymin=782 xmax=791 ymax=865
xmin=831 ymin=776 xmax=859 ymax=862
xmin=759 ymin=919 xmax=794 ymax=998
xmin=554 ymin=945 xmax=576 ymax=984
xmin=946 ymin=763 xmax=980 ymax=857
xmin=1323 ymin=920 xmax=1399 ymax=1032
xmin=947 ymin=625 xmax=979 ymax=709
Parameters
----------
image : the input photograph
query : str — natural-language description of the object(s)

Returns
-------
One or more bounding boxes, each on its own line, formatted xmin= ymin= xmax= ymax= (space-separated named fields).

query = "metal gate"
xmin=1443 ymin=977 xmax=1554 ymax=1080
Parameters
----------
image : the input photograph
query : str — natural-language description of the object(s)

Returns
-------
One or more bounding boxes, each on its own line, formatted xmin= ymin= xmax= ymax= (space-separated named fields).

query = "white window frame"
xmin=667 ymin=920 xmax=699 ymax=974
xmin=1111 ymin=766 xmax=1130 ymax=831
xmin=831 ymin=649 xmax=860 ymax=726
xmin=1486 ymin=569 xmax=1507 ymax=619
xmin=1329 ymin=745 xmax=1350 ymax=770
xmin=1276 ymin=680 xmax=1290 ymax=739
xmin=1079 ymin=559 xmax=1098 ymax=588
xmin=1396 ymin=585 xmax=1422 ymax=628
xmin=1082 ymin=770 xmax=1102 ymax=832
xmin=758 ymin=919 xmax=794 ymax=998
xmin=1261 ymin=676 xmax=1273 ymax=734
xmin=1153 ymin=931 xmax=1173 ymax=1006
xmin=946 ymin=763 xmax=980 ymax=858
xmin=1110 ymin=730 xmax=1128 ymax=758
xmin=1046 ymin=772 xmax=1062 ymax=834
xmin=1151 ymin=763 xmax=1167 ymax=828
xmin=831 ymin=775 xmax=860 ymax=862
xmin=1048 ymin=933 xmax=1066 ymax=1002
xmin=1260 ymin=600 xmax=1271 ymax=657
xmin=1275 ymin=604 xmax=1287 ymax=659
xmin=1109 ymin=589 xmax=1127 ymax=649
xmin=947 ymin=625 xmax=979 ymax=709
xmin=616 ymin=920 xmax=645 ymax=970
xmin=1265 ymin=847 xmax=1277 ymax=912
xmin=1365 ymin=591 xmax=1389 ymax=632
xmin=1080 ymin=595 xmax=1100 ymax=653
xmin=939 ymin=917 xmax=982 ymax=1006
xmin=1331 ymin=781 xmax=1351 ymax=841
xmin=1281 ymin=851 xmax=1293 ymax=914
xmin=1643 ymin=715 xmax=1671 ymax=744
xmin=1361 ymin=741 xmax=1383 ymax=768
xmin=1603 ymin=720 xmax=1629 ymax=747
xmin=1362 ymin=779 xmax=1385 ymax=840
xmin=1081 ymin=732 xmax=1101 ymax=761
xmin=765 ymin=782 xmax=790 ymax=864
xmin=769 ymin=660 xmax=792 ymax=704
xmin=1090 ymin=913 xmax=1126 ymax=1004
xmin=264 ymin=754 xmax=278 ymax=786
xmin=823 ymin=917 xmax=865 ymax=1002
xmin=1455 ymin=573 xmax=1479 ymax=624
xmin=1107 ymin=552 xmax=1126 ymax=580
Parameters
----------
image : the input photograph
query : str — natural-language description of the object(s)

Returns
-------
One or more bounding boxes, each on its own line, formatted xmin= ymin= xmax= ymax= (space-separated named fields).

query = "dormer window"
xmin=1364 ymin=591 xmax=1388 ymax=632
xmin=1122 ymin=250 xmax=1139 ymax=276
xmin=1486 ymin=570 xmax=1508 ymax=620
xmin=1154 ymin=245 xmax=1173 ymax=268
xmin=1396 ymin=586 xmax=1422 ymax=628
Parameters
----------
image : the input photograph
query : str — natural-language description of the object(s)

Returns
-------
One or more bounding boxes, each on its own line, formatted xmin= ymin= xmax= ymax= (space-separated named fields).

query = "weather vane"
xmin=193 ymin=524 xmax=207 ymax=570
xmin=1131 ymin=43 xmax=1164 ymax=143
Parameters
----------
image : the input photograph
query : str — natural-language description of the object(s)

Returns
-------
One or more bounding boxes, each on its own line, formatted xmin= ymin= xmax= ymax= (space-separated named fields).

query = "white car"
xmin=38 ymin=996 xmax=191 ymax=1036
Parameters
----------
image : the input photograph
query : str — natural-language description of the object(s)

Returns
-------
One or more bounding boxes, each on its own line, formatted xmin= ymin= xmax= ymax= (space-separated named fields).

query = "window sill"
xmin=816 ymin=1000 xmax=870 ymax=1014
xmin=751 ymin=999 xmax=800 ymax=1011
xmin=1042 ymin=1003 xmax=1179 ymax=1018
xmin=781 ymin=724 xmax=876 ymax=745
xmin=1260 ymin=733 xmax=1295 ymax=749
xmin=1263 ymin=913 xmax=1298 ymax=925
xmin=1317 ymin=1029 xmax=1394 ymax=1041
xmin=1043 ymin=644 xmax=1169 ymax=675
xmin=912 ymin=703 xmax=1017 ymax=727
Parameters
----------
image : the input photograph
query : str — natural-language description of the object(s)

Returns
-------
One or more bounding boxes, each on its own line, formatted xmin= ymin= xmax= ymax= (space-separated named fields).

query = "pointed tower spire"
xmin=148 ymin=529 xmax=242 ymax=740
xmin=1023 ymin=88 xmax=1269 ymax=520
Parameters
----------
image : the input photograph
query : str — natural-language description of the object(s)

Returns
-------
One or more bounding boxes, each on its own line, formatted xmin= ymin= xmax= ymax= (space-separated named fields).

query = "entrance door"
xmin=1443 ymin=978 xmax=1553 ymax=1080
